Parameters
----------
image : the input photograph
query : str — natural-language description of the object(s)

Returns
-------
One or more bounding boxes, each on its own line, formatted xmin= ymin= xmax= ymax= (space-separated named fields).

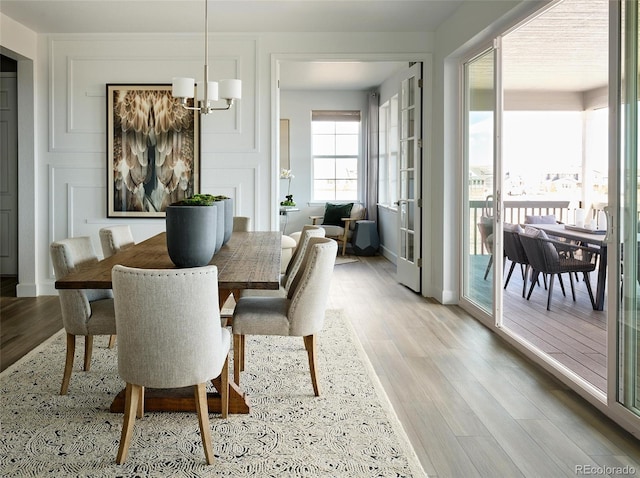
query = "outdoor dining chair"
xmin=519 ymin=227 xmax=597 ymax=311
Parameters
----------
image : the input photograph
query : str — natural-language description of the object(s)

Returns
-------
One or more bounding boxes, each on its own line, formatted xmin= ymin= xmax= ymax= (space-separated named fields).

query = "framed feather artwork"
xmin=106 ymin=84 xmax=200 ymax=218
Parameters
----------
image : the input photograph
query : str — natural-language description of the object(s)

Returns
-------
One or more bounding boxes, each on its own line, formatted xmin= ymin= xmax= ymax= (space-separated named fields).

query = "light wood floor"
xmin=328 ymin=256 xmax=639 ymax=477
xmin=2 ymin=260 xmax=639 ymax=477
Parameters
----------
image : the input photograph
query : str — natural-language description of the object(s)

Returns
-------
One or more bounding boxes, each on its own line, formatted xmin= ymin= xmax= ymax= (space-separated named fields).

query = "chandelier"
xmin=171 ymin=0 xmax=241 ymax=114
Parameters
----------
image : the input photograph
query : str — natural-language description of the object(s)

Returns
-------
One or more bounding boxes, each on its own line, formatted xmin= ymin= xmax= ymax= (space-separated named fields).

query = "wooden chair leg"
xmin=194 ymin=383 xmax=215 ymax=465
xmin=108 ymin=335 xmax=117 ymax=348
xmin=60 ymin=333 xmax=76 ymax=395
xmin=137 ymin=386 xmax=145 ymax=418
xmin=220 ymin=354 xmax=229 ymax=419
xmin=341 ymin=231 xmax=348 ymax=256
xmin=83 ymin=335 xmax=93 ymax=371
xmin=116 ymin=383 xmax=141 ymax=464
xmin=233 ymin=334 xmax=243 ymax=385
xmin=240 ymin=335 xmax=245 ymax=372
xmin=304 ymin=334 xmax=320 ymax=396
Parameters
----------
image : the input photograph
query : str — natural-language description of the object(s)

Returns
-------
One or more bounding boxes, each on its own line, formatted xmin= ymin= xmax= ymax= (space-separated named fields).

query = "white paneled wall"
xmin=39 ymin=34 xmax=261 ymax=294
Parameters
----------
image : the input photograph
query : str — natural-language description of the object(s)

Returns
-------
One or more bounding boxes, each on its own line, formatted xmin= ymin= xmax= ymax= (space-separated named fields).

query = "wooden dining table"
xmin=55 ymin=230 xmax=282 ymax=414
xmin=530 ymin=223 xmax=607 ymax=311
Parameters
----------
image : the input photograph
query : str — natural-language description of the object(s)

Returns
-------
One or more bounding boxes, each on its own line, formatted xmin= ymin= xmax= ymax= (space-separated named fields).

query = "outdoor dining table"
xmin=529 ymin=223 xmax=607 ymax=311
xmin=55 ymin=230 xmax=282 ymax=414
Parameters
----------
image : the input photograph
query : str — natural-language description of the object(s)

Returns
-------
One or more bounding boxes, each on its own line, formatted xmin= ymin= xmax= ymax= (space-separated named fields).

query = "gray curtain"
xmin=364 ymin=91 xmax=379 ymax=222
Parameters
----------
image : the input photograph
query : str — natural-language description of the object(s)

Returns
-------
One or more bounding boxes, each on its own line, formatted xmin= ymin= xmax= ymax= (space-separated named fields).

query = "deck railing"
xmin=470 ymin=199 xmax=572 ymax=255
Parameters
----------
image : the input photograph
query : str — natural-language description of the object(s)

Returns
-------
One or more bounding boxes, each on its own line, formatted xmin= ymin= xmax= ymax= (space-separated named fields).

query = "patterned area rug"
xmin=0 ymin=310 xmax=425 ymax=477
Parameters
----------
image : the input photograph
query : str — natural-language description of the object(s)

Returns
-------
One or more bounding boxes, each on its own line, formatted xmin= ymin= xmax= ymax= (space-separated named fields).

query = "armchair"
xmin=310 ymin=202 xmax=365 ymax=255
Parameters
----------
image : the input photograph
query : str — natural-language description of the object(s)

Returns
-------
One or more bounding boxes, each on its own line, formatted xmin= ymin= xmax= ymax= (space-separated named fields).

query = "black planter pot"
xmin=165 ymin=205 xmax=217 ymax=268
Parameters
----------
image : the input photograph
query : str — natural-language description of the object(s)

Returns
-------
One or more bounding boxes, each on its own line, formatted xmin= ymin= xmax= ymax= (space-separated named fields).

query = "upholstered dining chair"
xmin=519 ymin=227 xmax=597 ymax=311
xmin=240 ymin=225 xmax=325 ymax=301
xmin=98 ymin=225 xmax=135 ymax=348
xmin=232 ymin=237 xmax=337 ymax=396
xmin=50 ymin=237 xmax=116 ymax=395
xmin=232 ymin=216 xmax=252 ymax=232
xmin=310 ymin=202 xmax=365 ymax=255
xmin=111 ymin=264 xmax=230 ymax=465
xmin=99 ymin=225 xmax=135 ymax=258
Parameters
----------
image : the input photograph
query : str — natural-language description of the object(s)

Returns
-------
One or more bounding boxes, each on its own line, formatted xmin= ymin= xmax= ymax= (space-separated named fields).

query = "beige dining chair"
xmin=232 ymin=237 xmax=337 ymax=396
xmin=99 ymin=225 xmax=135 ymax=348
xmin=99 ymin=225 xmax=135 ymax=258
xmin=111 ymin=264 xmax=230 ymax=465
xmin=240 ymin=225 xmax=325 ymax=302
xmin=232 ymin=216 xmax=251 ymax=232
xmin=50 ymin=237 xmax=116 ymax=395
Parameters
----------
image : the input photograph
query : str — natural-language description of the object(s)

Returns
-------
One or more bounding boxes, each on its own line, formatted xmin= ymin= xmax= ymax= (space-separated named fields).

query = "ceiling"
xmin=0 ymin=0 xmax=609 ymax=92
xmin=0 ymin=0 xmax=463 ymax=34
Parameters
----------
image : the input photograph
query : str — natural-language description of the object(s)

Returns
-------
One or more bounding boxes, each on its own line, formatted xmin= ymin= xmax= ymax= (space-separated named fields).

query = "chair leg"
xmin=116 ymin=383 xmax=142 ymax=464
xmin=521 ymin=265 xmax=530 ymax=298
xmin=233 ymin=334 xmax=243 ymax=385
xmin=60 ymin=333 xmax=76 ymax=395
xmin=84 ymin=335 xmax=93 ymax=371
xmin=504 ymin=262 xmax=516 ymax=289
xmin=484 ymin=254 xmax=493 ymax=280
xmin=341 ymin=231 xmax=348 ymax=256
xmin=568 ymin=272 xmax=576 ymax=301
xmin=240 ymin=335 xmax=245 ymax=372
xmin=108 ymin=335 xmax=117 ymax=348
xmin=220 ymin=354 xmax=229 ymax=419
xmin=526 ymin=271 xmax=539 ymax=300
xmin=557 ymin=274 xmax=566 ymax=297
xmin=194 ymin=382 xmax=215 ymax=465
xmin=137 ymin=386 xmax=145 ymax=418
xmin=583 ymin=271 xmax=596 ymax=309
xmin=303 ymin=335 xmax=320 ymax=396
xmin=547 ymin=274 xmax=556 ymax=311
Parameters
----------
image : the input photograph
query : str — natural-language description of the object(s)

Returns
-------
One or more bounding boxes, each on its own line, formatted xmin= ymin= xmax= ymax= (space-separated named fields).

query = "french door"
xmin=396 ymin=63 xmax=422 ymax=292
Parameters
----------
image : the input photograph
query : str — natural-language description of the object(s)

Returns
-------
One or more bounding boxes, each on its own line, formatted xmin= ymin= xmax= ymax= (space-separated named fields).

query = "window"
xmin=311 ymin=110 xmax=360 ymax=201
xmin=378 ymin=95 xmax=398 ymax=208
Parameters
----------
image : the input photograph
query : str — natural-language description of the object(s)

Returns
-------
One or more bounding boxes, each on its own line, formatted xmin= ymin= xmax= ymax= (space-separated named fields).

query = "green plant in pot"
xmin=165 ymin=194 xmax=218 ymax=268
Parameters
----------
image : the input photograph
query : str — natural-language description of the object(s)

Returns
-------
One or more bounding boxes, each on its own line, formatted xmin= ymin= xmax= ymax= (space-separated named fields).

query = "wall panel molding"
xmin=49 ymin=35 xmax=258 ymax=154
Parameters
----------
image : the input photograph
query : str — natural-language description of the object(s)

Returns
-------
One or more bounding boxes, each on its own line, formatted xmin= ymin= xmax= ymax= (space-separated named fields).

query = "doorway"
xmin=0 ymin=55 xmax=18 ymax=297
xmin=275 ymin=55 xmax=427 ymax=292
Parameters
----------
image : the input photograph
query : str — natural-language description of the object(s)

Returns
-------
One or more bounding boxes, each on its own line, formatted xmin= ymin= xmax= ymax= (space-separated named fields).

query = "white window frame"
xmin=311 ymin=110 xmax=361 ymax=202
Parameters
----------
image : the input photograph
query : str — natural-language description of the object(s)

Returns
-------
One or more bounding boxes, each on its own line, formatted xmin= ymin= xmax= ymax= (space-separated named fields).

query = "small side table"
xmin=279 ymin=207 xmax=300 ymax=234
xmin=352 ymin=220 xmax=380 ymax=256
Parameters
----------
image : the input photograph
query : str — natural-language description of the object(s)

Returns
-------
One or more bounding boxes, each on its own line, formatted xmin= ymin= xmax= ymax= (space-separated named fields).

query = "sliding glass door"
xmin=461 ymin=46 xmax=501 ymax=320
xmin=618 ymin=0 xmax=640 ymax=419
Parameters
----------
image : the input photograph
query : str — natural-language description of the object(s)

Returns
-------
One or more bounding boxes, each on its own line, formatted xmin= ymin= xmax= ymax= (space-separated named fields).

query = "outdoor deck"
xmin=471 ymin=254 xmax=607 ymax=393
